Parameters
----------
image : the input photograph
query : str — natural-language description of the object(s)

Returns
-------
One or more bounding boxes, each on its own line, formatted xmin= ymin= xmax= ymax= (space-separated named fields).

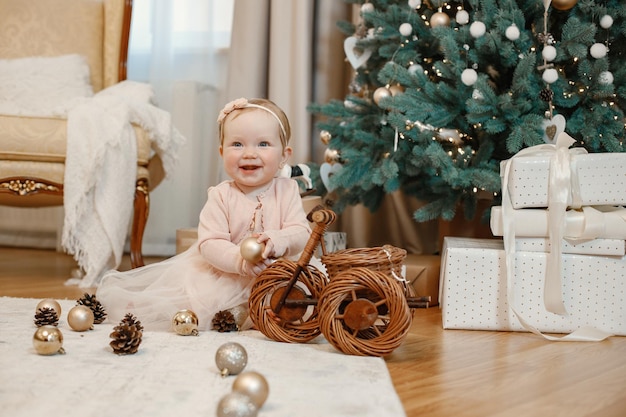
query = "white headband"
xmin=217 ymin=98 xmax=287 ymax=138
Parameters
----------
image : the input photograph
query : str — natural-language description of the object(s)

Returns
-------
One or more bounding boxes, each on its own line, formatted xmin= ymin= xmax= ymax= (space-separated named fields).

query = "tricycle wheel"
xmin=248 ymin=259 xmax=327 ymax=343
xmin=318 ymin=267 xmax=412 ymax=356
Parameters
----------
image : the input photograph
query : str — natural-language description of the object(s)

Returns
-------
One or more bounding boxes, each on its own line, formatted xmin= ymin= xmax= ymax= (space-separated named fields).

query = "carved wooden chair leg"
xmin=130 ymin=179 xmax=149 ymax=268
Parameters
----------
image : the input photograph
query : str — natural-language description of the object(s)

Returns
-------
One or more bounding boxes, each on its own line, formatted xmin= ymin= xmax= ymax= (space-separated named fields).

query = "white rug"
xmin=0 ymin=297 xmax=405 ymax=417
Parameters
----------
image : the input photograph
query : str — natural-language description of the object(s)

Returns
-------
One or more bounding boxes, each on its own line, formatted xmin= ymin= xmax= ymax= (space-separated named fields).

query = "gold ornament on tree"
xmin=319 ymin=130 xmax=332 ymax=145
xmin=67 ymin=305 xmax=95 ymax=332
xmin=373 ymin=86 xmax=391 ymax=105
xmin=215 ymin=342 xmax=248 ymax=377
xmin=33 ymin=325 xmax=65 ymax=355
xmin=551 ymin=0 xmax=577 ymax=11
xmin=430 ymin=9 xmax=451 ymax=28
xmin=172 ymin=309 xmax=199 ymax=336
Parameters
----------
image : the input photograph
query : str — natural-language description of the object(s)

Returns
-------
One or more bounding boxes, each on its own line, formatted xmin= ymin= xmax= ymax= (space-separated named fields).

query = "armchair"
xmin=0 ymin=0 xmax=177 ymax=285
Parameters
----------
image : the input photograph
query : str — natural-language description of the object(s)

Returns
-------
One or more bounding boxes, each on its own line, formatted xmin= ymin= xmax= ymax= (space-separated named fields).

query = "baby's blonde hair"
xmin=217 ymin=98 xmax=291 ymax=149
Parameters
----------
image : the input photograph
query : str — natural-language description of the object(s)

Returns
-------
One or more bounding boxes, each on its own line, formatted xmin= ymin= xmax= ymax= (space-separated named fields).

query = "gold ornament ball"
xmin=67 ymin=305 xmax=95 ymax=331
xmin=319 ymin=130 xmax=332 ymax=145
xmin=430 ymin=11 xmax=451 ymax=28
xmin=33 ymin=325 xmax=65 ymax=355
xmin=389 ymin=84 xmax=404 ymax=96
xmin=36 ymin=299 xmax=62 ymax=318
xmin=232 ymin=371 xmax=270 ymax=408
xmin=551 ymin=0 xmax=577 ymax=11
xmin=324 ymin=148 xmax=341 ymax=164
xmin=240 ymin=237 xmax=265 ymax=263
xmin=373 ymin=86 xmax=391 ymax=105
xmin=172 ymin=309 xmax=199 ymax=336
xmin=215 ymin=342 xmax=248 ymax=377
xmin=216 ymin=392 xmax=258 ymax=417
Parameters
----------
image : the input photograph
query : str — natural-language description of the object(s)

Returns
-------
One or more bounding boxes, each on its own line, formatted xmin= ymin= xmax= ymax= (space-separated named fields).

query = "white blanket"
xmin=0 ymin=297 xmax=406 ymax=417
xmin=1 ymin=55 xmax=185 ymax=287
xmin=62 ymin=81 xmax=185 ymax=287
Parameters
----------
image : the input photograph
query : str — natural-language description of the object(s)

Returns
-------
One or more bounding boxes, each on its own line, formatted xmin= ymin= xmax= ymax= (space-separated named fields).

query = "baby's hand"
xmin=257 ymin=234 xmax=276 ymax=259
xmin=242 ymin=257 xmax=272 ymax=277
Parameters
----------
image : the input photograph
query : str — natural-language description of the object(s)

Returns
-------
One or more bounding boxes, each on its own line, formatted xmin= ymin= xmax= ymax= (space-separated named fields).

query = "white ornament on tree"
xmin=505 ymin=24 xmax=520 ymax=41
xmin=344 ymin=36 xmax=373 ymax=69
xmin=470 ymin=21 xmax=486 ymax=38
xmin=456 ymin=10 xmax=469 ymax=25
xmin=361 ymin=2 xmax=374 ymax=13
xmin=399 ymin=23 xmax=413 ymax=37
xmin=590 ymin=43 xmax=607 ymax=59
xmin=408 ymin=63 xmax=423 ymax=75
xmin=408 ymin=0 xmax=421 ymax=9
xmin=461 ymin=68 xmax=478 ymax=86
xmin=600 ymin=15 xmax=614 ymax=29
xmin=599 ymin=71 xmax=614 ymax=85
xmin=542 ymin=68 xmax=558 ymax=84
xmin=542 ymin=45 xmax=557 ymax=62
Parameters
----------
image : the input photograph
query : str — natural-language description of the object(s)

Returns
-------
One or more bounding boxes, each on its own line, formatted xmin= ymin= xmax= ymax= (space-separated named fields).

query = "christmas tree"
xmin=309 ymin=0 xmax=626 ymax=223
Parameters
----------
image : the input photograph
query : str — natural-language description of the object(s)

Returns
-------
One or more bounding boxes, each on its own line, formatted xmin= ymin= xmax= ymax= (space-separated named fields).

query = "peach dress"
xmin=97 ymin=178 xmax=311 ymax=331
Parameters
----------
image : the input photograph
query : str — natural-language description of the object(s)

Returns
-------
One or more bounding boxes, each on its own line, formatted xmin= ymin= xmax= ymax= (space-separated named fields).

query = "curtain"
xmin=126 ymin=0 xmax=234 ymax=255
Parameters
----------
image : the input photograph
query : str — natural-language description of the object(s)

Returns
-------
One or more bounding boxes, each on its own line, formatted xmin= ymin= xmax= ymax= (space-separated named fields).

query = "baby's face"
xmin=220 ymin=109 xmax=290 ymax=194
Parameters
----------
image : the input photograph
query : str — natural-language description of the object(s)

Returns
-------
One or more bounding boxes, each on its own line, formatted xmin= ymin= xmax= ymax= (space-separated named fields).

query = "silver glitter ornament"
xmin=216 ymin=392 xmax=258 ymax=417
xmin=215 ymin=342 xmax=248 ymax=377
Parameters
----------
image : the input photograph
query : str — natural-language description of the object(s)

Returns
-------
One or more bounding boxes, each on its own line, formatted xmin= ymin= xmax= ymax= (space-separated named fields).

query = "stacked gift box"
xmin=439 ymin=135 xmax=626 ymax=337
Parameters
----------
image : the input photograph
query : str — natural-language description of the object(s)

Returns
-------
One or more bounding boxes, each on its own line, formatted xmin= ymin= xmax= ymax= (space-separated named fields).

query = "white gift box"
xmin=490 ymin=205 xmax=626 ymax=256
xmin=501 ymin=152 xmax=626 ymax=209
xmin=439 ymin=237 xmax=626 ymax=336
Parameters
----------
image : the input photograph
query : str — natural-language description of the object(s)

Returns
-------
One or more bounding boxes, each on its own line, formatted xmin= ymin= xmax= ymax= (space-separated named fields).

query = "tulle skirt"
xmin=96 ymin=244 xmax=254 ymax=331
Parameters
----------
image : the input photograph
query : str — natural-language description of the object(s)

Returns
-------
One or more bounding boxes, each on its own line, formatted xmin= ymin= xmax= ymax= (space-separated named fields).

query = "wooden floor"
xmin=2 ymin=246 xmax=626 ymax=417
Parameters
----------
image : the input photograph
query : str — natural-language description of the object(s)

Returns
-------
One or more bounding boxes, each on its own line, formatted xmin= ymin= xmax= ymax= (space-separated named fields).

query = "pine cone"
xmin=77 ymin=293 xmax=107 ymax=324
xmin=109 ymin=314 xmax=143 ymax=355
xmin=34 ymin=307 xmax=59 ymax=327
xmin=539 ymin=87 xmax=554 ymax=102
xmin=212 ymin=310 xmax=238 ymax=332
xmin=121 ymin=313 xmax=144 ymax=332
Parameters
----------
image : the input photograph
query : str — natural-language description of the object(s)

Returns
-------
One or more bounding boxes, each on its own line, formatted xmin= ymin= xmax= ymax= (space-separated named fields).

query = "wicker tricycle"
xmin=248 ymin=208 xmax=423 ymax=357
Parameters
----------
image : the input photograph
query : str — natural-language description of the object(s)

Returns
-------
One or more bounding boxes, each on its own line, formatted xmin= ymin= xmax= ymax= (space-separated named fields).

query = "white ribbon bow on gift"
xmin=501 ymin=132 xmax=613 ymax=341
